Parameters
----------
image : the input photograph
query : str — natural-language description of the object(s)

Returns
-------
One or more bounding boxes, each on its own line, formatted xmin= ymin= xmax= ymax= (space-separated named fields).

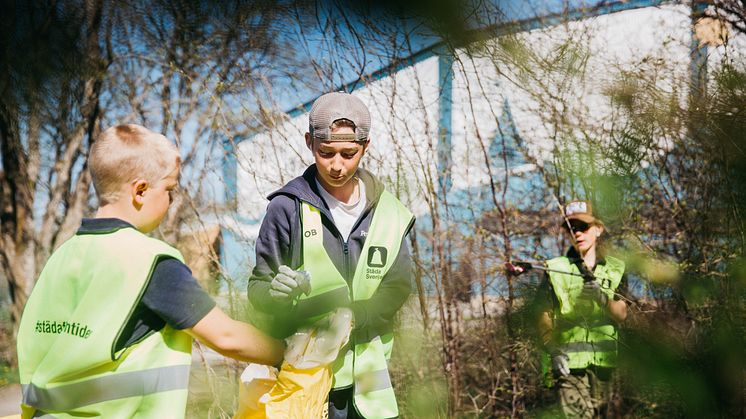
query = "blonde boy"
xmin=17 ymin=124 xmax=284 ymax=418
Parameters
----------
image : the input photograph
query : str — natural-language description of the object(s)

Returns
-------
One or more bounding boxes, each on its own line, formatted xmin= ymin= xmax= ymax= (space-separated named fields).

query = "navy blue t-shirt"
xmin=76 ymin=218 xmax=216 ymax=352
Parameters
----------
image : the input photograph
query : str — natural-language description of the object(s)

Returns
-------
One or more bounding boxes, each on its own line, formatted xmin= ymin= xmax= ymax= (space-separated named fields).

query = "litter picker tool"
xmin=503 ymin=260 xmax=593 ymax=280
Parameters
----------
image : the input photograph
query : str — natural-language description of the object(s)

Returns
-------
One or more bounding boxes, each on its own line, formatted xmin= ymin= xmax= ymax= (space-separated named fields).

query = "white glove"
xmin=269 ymin=265 xmax=311 ymax=301
xmin=581 ymin=281 xmax=609 ymax=307
xmin=551 ymin=350 xmax=570 ymax=377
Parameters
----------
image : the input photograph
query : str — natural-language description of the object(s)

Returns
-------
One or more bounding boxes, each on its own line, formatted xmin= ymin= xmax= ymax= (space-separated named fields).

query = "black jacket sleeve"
xmin=613 ymin=273 xmax=629 ymax=302
xmin=350 ymin=229 xmax=414 ymax=339
xmin=247 ymin=195 xmax=297 ymax=313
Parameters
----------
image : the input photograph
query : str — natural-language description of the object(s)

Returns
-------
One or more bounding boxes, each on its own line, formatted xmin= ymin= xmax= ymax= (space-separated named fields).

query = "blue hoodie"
xmin=248 ymin=164 xmax=415 ymax=340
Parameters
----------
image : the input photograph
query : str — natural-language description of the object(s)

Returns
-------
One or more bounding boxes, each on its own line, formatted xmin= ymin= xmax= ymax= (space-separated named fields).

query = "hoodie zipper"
xmin=343 ymin=241 xmax=351 ymax=285
xmin=322 ymin=200 xmax=375 ymax=281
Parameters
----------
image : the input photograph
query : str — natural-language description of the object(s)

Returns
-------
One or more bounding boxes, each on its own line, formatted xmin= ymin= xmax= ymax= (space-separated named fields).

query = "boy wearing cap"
xmin=537 ymin=201 xmax=627 ymax=418
xmin=248 ymin=92 xmax=415 ymax=419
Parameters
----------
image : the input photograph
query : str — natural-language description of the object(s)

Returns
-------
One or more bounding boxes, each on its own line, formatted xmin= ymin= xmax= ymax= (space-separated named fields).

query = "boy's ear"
xmin=131 ymin=179 xmax=148 ymax=208
xmin=305 ymin=133 xmax=313 ymax=151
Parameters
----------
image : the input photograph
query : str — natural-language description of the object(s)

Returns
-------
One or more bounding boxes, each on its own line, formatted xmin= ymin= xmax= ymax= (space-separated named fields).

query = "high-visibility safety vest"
xmin=295 ymin=190 xmax=413 ymax=419
xmin=546 ymin=256 xmax=625 ymax=369
xmin=17 ymin=228 xmax=193 ymax=419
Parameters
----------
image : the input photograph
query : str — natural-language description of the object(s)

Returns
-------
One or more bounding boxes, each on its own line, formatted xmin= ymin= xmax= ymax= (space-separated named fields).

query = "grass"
xmin=0 ymin=303 xmax=18 ymax=387
xmin=0 ymin=363 xmax=18 ymax=387
xmin=187 ymin=345 xmax=244 ymax=419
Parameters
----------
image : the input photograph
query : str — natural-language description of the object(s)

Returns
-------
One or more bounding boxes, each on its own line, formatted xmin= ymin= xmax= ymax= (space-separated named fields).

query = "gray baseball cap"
xmin=308 ymin=92 xmax=371 ymax=141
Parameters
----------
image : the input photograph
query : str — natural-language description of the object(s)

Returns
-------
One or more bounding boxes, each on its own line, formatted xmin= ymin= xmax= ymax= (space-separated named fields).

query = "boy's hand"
xmin=187 ymin=307 xmax=285 ymax=365
xmin=269 ymin=265 xmax=312 ymax=301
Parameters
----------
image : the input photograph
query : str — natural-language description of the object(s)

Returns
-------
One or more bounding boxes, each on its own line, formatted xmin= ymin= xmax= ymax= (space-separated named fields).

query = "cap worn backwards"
xmin=563 ymin=200 xmax=599 ymax=225
xmin=308 ymin=92 xmax=371 ymax=142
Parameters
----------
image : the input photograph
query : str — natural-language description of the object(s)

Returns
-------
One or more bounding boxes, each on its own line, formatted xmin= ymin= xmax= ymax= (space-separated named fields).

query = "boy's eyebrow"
xmin=318 ymin=146 xmax=361 ymax=153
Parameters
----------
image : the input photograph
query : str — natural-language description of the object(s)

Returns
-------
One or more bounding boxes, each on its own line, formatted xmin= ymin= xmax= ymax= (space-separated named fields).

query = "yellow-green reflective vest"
xmin=17 ymin=228 xmax=193 ymax=419
xmin=546 ymin=256 xmax=625 ymax=369
xmin=296 ymin=190 xmax=413 ymax=419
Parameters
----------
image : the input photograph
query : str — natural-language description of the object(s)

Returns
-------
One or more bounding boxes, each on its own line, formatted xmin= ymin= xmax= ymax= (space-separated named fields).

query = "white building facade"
xmin=222 ymin=0 xmax=740 ymax=280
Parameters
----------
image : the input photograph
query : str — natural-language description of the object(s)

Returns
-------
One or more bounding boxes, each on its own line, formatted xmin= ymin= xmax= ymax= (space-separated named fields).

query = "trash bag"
xmin=264 ymin=362 xmax=332 ymax=418
xmin=234 ymin=363 xmax=279 ymax=419
xmin=235 ymin=308 xmax=353 ymax=419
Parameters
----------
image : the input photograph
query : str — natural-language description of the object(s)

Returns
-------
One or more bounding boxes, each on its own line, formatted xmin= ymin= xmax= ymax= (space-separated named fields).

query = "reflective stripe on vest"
xmin=299 ymin=190 xmax=413 ymax=419
xmin=546 ymin=256 xmax=624 ymax=369
xmin=16 ymin=229 xmax=193 ymax=418
xmin=22 ymin=364 xmax=189 ymax=411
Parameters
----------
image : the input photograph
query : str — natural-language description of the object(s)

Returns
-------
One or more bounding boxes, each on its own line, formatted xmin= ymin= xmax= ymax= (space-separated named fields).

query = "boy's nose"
xmin=330 ymin=156 xmax=343 ymax=171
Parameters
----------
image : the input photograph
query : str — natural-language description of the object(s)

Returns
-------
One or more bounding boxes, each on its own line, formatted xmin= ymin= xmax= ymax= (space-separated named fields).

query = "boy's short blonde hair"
xmin=90 ymin=124 xmax=180 ymax=205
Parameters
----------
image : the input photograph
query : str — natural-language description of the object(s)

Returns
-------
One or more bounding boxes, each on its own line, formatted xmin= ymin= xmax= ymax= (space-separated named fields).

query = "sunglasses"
xmin=563 ymin=221 xmax=592 ymax=232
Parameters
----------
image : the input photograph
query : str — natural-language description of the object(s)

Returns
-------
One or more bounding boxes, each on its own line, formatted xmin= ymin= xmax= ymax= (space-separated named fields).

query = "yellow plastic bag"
xmin=234 ymin=364 xmax=278 ymax=419
xmin=235 ymin=308 xmax=352 ymax=419
xmin=265 ymin=362 xmax=332 ymax=418
xmin=234 ymin=362 xmax=331 ymax=419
